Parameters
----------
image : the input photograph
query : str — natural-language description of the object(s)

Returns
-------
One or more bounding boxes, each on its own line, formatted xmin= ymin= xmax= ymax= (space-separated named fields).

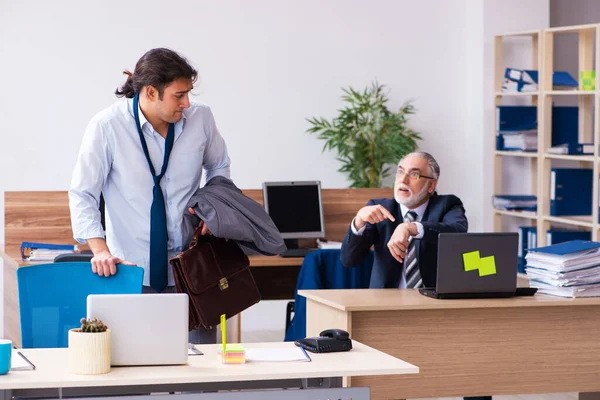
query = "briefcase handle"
xmin=189 ymin=225 xmax=208 ymax=248
xmin=188 ymin=222 xmax=226 ymax=249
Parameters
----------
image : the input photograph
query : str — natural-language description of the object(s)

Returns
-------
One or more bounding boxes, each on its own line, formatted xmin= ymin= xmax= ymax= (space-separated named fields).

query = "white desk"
xmin=0 ymin=341 xmax=418 ymax=399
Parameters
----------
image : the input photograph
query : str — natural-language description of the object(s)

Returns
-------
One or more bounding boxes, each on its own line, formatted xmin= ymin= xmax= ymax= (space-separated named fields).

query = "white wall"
xmin=0 ymin=0 xmax=484 ymax=235
xmin=0 ymin=0 xmax=549 ymax=337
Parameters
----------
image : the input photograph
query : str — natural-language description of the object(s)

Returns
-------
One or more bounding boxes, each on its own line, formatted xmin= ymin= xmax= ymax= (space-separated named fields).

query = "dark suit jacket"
xmin=340 ymin=192 xmax=468 ymax=288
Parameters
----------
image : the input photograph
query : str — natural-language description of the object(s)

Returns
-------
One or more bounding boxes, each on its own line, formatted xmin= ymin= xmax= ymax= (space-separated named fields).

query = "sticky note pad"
xmin=217 ymin=344 xmax=246 ymax=364
xmin=478 ymin=255 xmax=497 ymax=277
xmin=581 ymin=71 xmax=596 ymax=90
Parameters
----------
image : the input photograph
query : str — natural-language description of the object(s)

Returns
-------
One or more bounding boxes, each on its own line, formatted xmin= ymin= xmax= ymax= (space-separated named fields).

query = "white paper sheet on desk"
xmin=11 ymin=350 xmax=34 ymax=370
xmin=245 ymin=348 xmax=310 ymax=362
xmin=317 ymin=239 xmax=343 ymax=249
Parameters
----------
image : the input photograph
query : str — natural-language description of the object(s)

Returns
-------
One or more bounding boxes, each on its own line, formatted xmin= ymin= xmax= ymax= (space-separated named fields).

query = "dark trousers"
xmin=142 ymin=285 xmax=216 ymax=344
xmin=465 ymin=397 xmax=492 ymax=400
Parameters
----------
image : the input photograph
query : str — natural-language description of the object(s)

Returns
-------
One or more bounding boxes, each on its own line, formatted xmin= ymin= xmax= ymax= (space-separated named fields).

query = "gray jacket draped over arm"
xmin=182 ymin=176 xmax=287 ymax=256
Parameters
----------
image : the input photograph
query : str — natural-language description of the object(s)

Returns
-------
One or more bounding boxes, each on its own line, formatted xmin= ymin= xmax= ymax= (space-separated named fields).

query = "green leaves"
xmin=306 ymin=81 xmax=421 ymax=188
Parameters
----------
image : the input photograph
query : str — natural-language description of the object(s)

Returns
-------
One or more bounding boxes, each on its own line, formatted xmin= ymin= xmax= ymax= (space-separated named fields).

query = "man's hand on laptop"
xmin=387 ymin=223 xmax=419 ymax=263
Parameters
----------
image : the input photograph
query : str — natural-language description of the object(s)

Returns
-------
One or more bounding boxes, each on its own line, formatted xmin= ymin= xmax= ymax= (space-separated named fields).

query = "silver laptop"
xmin=87 ymin=293 xmax=189 ymax=366
xmin=419 ymin=232 xmax=519 ymax=299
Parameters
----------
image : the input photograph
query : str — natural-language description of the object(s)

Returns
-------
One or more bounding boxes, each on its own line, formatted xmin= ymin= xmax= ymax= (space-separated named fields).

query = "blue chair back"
xmin=284 ymin=249 xmax=373 ymax=341
xmin=17 ymin=262 xmax=144 ymax=348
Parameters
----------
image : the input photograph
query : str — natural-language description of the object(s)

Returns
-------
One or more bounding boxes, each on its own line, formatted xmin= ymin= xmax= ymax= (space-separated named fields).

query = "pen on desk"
xmin=300 ymin=346 xmax=311 ymax=362
xmin=17 ymin=351 xmax=36 ymax=370
xmin=188 ymin=343 xmax=203 ymax=355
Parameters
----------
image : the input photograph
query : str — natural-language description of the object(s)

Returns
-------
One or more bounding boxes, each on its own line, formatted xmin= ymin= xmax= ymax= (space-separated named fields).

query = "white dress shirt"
xmin=351 ymin=200 xmax=429 ymax=288
xmin=69 ymin=97 xmax=231 ymax=287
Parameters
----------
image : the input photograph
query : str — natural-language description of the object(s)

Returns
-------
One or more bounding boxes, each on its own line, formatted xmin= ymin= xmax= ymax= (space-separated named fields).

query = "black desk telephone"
xmin=294 ymin=329 xmax=353 ymax=353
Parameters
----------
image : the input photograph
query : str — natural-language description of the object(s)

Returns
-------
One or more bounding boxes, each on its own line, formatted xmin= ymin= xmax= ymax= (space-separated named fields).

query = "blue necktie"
xmin=133 ymin=93 xmax=175 ymax=293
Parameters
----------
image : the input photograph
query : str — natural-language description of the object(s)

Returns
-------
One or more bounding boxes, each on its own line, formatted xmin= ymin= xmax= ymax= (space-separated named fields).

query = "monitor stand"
xmin=284 ymin=239 xmax=299 ymax=250
xmin=279 ymin=239 xmax=314 ymax=258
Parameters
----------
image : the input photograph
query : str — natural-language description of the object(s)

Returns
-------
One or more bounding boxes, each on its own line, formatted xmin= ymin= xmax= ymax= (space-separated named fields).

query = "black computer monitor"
xmin=262 ymin=181 xmax=325 ymax=249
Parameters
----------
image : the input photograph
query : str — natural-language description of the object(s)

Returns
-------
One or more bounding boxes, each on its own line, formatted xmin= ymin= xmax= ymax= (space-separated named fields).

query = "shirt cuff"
xmin=74 ymin=226 xmax=106 ymax=244
xmin=412 ymin=222 xmax=424 ymax=239
xmin=350 ymin=218 xmax=366 ymax=236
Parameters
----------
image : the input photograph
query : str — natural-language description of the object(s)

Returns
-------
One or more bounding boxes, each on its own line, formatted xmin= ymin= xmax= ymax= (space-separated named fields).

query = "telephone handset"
xmin=294 ymin=329 xmax=353 ymax=353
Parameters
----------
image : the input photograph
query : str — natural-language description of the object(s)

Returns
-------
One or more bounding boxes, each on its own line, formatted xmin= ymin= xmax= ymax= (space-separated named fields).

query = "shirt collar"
xmin=399 ymin=199 xmax=429 ymax=221
xmin=129 ymin=97 xmax=186 ymax=140
xmin=128 ymin=97 xmax=151 ymax=131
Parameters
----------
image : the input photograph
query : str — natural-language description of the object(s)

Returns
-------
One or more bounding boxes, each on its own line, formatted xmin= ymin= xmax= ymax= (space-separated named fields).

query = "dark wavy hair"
xmin=115 ymin=48 xmax=197 ymax=99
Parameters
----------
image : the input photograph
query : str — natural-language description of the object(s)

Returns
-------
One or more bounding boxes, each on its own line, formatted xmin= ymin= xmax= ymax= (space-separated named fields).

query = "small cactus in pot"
xmin=68 ymin=317 xmax=111 ymax=375
xmin=79 ymin=317 xmax=108 ymax=333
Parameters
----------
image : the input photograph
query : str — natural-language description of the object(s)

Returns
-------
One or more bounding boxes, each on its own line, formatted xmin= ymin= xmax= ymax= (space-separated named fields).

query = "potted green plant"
xmin=68 ymin=317 xmax=111 ymax=375
xmin=306 ymin=81 xmax=421 ymax=188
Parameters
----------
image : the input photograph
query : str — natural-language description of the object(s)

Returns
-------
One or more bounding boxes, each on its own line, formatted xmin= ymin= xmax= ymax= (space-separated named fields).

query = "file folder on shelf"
xmin=546 ymin=230 xmax=591 ymax=246
xmin=550 ymin=168 xmax=593 ymax=216
xmin=518 ymin=226 xmax=537 ymax=274
xmin=547 ymin=142 xmax=594 ymax=155
xmin=551 ymin=106 xmax=578 ymax=147
xmin=502 ymin=68 xmax=578 ymax=92
xmin=495 ymin=105 xmax=578 ymax=151
xmin=496 ymin=106 xmax=537 ymax=132
xmin=493 ymin=195 xmax=537 ymax=211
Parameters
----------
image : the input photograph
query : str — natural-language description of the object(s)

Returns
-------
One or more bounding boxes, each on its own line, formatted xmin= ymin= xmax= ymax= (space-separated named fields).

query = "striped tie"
xmin=403 ymin=211 xmax=423 ymax=289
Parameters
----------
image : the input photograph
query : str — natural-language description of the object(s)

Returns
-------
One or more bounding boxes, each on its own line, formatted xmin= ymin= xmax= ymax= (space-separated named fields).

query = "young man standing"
xmin=69 ymin=48 xmax=230 ymax=343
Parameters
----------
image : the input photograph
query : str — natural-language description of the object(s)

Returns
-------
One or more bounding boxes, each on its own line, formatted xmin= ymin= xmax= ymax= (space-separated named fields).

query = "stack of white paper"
xmin=317 ymin=239 xmax=343 ymax=249
xmin=525 ymin=241 xmax=600 ymax=298
xmin=501 ymin=131 xmax=538 ymax=151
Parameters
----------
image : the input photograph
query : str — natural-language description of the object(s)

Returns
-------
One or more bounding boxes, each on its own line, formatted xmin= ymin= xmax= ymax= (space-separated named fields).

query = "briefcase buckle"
xmin=219 ymin=278 xmax=229 ymax=290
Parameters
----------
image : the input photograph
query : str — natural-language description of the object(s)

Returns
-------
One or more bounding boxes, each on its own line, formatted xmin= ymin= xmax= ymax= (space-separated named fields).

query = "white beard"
xmin=395 ymin=182 xmax=430 ymax=208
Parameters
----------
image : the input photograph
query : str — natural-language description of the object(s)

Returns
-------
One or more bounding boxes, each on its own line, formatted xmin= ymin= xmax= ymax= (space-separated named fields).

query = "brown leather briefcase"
xmin=169 ymin=229 xmax=261 ymax=330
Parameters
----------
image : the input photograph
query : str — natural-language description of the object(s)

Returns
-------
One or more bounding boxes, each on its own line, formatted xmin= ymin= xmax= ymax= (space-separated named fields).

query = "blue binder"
xmin=518 ymin=226 xmax=536 ymax=273
xmin=546 ymin=230 xmax=591 ymax=246
xmin=497 ymin=106 xmax=537 ymax=132
xmin=495 ymin=105 xmax=578 ymax=150
xmin=528 ymin=240 xmax=600 ymax=255
xmin=552 ymin=107 xmax=579 ymax=147
xmin=503 ymin=68 xmax=578 ymax=91
xmin=521 ymin=70 xmax=579 ymax=88
xmin=550 ymin=168 xmax=593 ymax=216
xmin=548 ymin=142 xmax=594 ymax=155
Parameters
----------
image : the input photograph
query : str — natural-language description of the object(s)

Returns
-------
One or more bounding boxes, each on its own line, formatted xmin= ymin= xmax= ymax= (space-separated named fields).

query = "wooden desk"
xmin=4 ymin=189 xmax=389 ymax=348
xmin=249 ymin=255 xmax=303 ymax=300
xmin=0 ymin=341 xmax=418 ymax=398
xmin=301 ymin=288 xmax=600 ymax=400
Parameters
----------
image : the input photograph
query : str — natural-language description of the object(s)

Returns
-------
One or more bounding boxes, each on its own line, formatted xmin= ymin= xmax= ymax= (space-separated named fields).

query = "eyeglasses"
xmin=397 ymin=169 xmax=435 ymax=181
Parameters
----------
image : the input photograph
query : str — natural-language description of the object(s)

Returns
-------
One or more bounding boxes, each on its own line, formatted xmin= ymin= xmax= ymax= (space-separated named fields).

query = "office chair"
xmin=17 ymin=262 xmax=144 ymax=348
xmin=285 ymin=301 xmax=295 ymax=333
xmin=53 ymin=252 xmax=93 ymax=263
xmin=284 ymin=249 xmax=373 ymax=341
